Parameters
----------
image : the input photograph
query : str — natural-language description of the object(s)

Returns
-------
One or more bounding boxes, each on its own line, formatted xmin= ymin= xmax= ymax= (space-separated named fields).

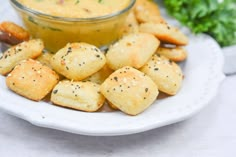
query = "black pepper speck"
xmin=53 ymin=90 xmax=58 ymax=94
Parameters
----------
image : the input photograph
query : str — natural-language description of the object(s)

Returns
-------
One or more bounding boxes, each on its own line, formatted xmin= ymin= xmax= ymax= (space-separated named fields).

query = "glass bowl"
xmin=10 ymin=0 xmax=136 ymax=52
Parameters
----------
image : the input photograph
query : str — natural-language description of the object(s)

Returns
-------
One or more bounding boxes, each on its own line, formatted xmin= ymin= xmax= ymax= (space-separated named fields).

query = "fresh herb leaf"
xmin=164 ymin=0 xmax=236 ymax=46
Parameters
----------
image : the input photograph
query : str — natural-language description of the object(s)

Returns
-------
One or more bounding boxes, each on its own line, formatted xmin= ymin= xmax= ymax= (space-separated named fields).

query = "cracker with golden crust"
xmin=106 ymin=33 xmax=160 ymax=70
xmin=6 ymin=59 xmax=59 ymax=101
xmin=101 ymin=66 xmax=159 ymax=116
xmin=0 ymin=39 xmax=44 ymax=75
xmin=134 ymin=0 xmax=165 ymax=23
xmin=140 ymin=54 xmax=183 ymax=95
xmin=50 ymin=42 xmax=106 ymax=81
xmin=156 ymin=46 xmax=187 ymax=62
xmin=51 ymin=80 xmax=105 ymax=112
xmin=139 ymin=22 xmax=188 ymax=45
xmin=0 ymin=21 xmax=30 ymax=45
xmin=122 ymin=11 xmax=139 ymax=35
xmin=83 ymin=64 xmax=113 ymax=84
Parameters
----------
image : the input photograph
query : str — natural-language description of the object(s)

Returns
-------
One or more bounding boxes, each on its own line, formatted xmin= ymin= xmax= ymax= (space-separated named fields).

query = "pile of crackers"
xmin=0 ymin=0 xmax=188 ymax=116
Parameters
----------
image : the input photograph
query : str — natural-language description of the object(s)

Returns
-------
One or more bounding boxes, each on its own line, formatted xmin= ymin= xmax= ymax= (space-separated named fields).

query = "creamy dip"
xmin=17 ymin=0 xmax=131 ymax=18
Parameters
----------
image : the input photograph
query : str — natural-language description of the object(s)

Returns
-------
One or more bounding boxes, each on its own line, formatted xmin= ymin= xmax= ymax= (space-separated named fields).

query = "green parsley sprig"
xmin=164 ymin=0 xmax=236 ymax=47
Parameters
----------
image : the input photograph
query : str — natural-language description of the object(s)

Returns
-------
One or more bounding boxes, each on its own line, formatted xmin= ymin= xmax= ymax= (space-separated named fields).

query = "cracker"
xmin=36 ymin=50 xmax=54 ymax=68
xmin=134 ymin=0 xmax=165 ymax=23
xmin=51 ymin=80 xmax=105 ymax=112
xmin=0 ymin=39 xmax=44 ymax=75
xmin=101 ymin=66 xmax=159 ymax=115
xmin=156 ymin=46 xmax=187 ymax=62
xmin=107 ymin=100 xmax=119 ymax=110
xmin=36 ymin=51 xmax=65 ymax=80
xmin=140 ymin=54 xmax=183 ymax=95
xmin=6 ymin=59 xmax=59 ymax=101
xmin=0 ymin=21 xmax=30 ymax=45
xmin=50 ymin=42 xmax=106 ymax=81
xmin=83 ymin=64 xmax=113 ymax=84
xmin=106 ymin=33 xmax=160 ymax=70
xmin=139 ymin=22 xmax=188 ymax=45
xmin=122 ymin=11 xmax=139 ymax=35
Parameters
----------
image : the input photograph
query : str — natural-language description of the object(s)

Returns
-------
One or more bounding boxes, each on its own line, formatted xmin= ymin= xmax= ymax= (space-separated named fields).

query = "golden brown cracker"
xmin=139 ymin=22 xmax=188 ymax=45
xmin=101 ymin=66 xmax=159 ymax=115
xmin=0 ymin=21 xmax=30 ymax=45
xmin=6 ymin=59 xmax=59 ymax=101
xmin=134 ymin=0 xmax=165 ymax=23
xmin=156 ymin=46 xmax=187 ymax=62
xmin=50 ymin=42 xmax=106 ymax=81
xmin=106 ymin=33 xmax=160 ymax=70
xmin=0 ymin=39 xmax=44 ymax=75
xmin=51 ymin=80 xmax=105 ymax=112
xmin=140 ymin=54 xmax=183 ymax=95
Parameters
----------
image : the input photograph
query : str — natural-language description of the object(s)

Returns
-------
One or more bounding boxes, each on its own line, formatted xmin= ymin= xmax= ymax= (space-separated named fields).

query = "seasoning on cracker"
xmin=139 ymin=22 xmax=188 ymax=45
xmin=0 ymin=39 xmax=44 ymax=75
xmin=101 ymin=66 xmax=159 ymax=115
xmin=6 ymin=59 xmax=59 ymax=101
xmin=106 ymin=33 xmax=160 ymax=70
xmin=50 ymin=42 xmax=106 ymax=81
xmin=51 ymin=80 xmax=105 ymax=112
xmin=140 ymin=54 xmax=183 ymax=95
xmin=122 ymin=11 xmax=139 ymax=35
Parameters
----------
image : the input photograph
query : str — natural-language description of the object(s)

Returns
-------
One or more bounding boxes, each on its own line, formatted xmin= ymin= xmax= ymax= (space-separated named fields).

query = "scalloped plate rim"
xmin=0 ymin=33 xmax=225 ymax=136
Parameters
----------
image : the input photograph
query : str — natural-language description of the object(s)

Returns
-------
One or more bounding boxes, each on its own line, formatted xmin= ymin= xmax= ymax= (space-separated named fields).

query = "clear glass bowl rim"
xmin=10 ymin=0 xmax=136 ymax=22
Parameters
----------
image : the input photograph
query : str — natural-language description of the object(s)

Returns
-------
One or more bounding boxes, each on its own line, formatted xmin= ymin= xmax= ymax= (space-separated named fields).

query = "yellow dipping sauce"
xmin=14 ymin=0 xmax=133 ymax=52
xmin=17 ymin=0 xmax=130 ymax=18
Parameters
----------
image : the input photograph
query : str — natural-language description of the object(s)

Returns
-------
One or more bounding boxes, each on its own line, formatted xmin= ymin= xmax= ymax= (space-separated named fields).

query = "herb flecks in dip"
xmin=17 ymin=0 xmax=130 ymax=18
xmin=13 ymin=0 xmax=133 ymax=52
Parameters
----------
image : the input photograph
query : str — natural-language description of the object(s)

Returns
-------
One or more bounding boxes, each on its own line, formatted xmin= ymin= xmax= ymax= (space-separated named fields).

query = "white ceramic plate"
xmin=0 ymin=1 xmax=225 ymax=136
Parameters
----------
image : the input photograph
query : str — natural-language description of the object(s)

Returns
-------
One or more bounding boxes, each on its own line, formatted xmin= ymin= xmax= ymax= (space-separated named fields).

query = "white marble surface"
xmin=0 ymin=75 xmax=235 ymax=157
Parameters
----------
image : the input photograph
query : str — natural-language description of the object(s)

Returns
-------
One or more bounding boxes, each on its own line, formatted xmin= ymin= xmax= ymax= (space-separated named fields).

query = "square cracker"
xmin=50 ymin=42 xmax=106 ymax=81
xmin=106 ymin=33 xmax=160 ymax=70
xmin=101 ymin=66 xmax=159 ymax=115
xmin=139 ymin=22 xmax=188 ymax=46
xmin=6 ymin=59 xmax=59 ymax=101
xmin=0 ymin=39 xmax=44 ymax=75
xmin=140 ymin=54 xmax=183 ymax=95
xmin=51 ymin=80 xmax=105 ymax=112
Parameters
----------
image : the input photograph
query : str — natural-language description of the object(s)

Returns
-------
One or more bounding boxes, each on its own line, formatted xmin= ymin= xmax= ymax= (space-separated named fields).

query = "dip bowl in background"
xmin=10 ymin=0 xmax=136 ymax=52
